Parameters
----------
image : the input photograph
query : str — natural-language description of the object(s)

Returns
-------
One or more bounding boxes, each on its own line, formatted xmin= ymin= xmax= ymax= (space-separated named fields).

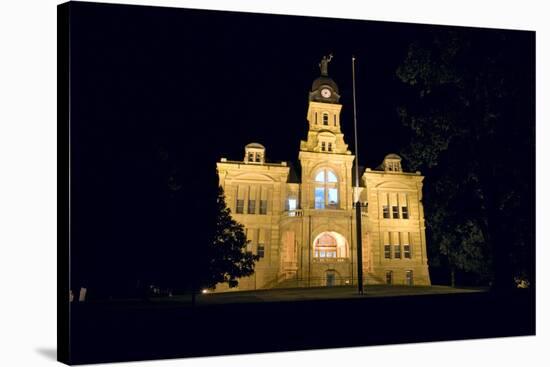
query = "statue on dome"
xmin=319 ymin=54 xmax=333 ymax=76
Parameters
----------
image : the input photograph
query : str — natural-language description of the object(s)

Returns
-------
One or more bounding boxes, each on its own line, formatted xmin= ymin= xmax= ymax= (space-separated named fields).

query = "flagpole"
xmin=352 ymin=56 xmax=364 ymax=295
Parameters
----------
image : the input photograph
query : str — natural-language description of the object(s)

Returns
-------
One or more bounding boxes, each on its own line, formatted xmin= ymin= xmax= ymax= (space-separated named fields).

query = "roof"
xmin=384 ymin=153 xmax=401 ymax=160
xmin=245 ymin=142 xmax=265 ymax=150
xmin=311 ymin=76 xmax=339 ymax=94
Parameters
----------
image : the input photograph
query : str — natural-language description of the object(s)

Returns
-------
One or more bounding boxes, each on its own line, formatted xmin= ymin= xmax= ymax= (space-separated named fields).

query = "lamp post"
xmin=352 ymin=56 xmax=364 ymax=295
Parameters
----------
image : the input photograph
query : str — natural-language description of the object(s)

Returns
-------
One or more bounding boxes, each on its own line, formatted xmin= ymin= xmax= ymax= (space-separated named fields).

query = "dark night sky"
xmin=68 ymin=2 xmax=533 ymax=288
xmin=70 ymin=2 xmax=428 ymax=167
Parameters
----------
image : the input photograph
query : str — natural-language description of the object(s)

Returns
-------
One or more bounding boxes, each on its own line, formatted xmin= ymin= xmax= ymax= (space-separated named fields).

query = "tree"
xmin=205 ymin=186 xmax=259 ymax=289
xmin=150 ymin=145 xmax=257 ymax=299
xmin=395 ymin=29 xmax=534 ymax=290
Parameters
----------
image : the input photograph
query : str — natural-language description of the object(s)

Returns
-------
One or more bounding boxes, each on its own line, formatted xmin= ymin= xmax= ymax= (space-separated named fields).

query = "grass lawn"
xmin=70 ymin=285 xmax=531 ymax=365
xmin=147 ymin=284 xmax=488 ymax=306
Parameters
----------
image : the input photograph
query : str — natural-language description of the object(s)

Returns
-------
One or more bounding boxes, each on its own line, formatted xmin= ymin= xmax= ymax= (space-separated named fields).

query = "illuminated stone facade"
xmin=216 ymin=60 xmax=430 ymax=291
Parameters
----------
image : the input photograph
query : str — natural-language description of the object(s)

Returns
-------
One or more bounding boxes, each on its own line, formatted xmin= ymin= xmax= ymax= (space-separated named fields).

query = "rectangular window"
xmin=392 ymin=206 xmax=399 ymax=219
xmin=255 ymin=154 xmax=261 ymax=162
xmin=248 ymin=152 xmax=254 ymax=162
xmin=323 ymin=114 xmax=328 ymax=125
xmin=248 ymin=187 xmax=256 ymax=214
xmin=394 ymin=244 xmax=401 ymax=259
xmin=259 ymin=200 xmax=267 ymax=215
xmin=248 ymin=199 xmax=255 ymax=214
xmin=328 ymin=143 xmax=332 ymax=152
xmin=384 ymin=244 xmax=391 ymax=259
xmin=321 ymin=142 xmax=326 ymax=151
xmin=334 ymin=115 xmax=337 ymax=126
xmin=386 ymin=271 xmax=393 ymax=285
xmin=315 ymin=112 xmax=318 ymax=124
xmin=257 ymin=244 xmax=265 ymax=258
xmin=236 ymin=199 xmax=244 ymax=214
xmin=288 ymin=198 xmax=297 ymax=211
xmin=315 ymin=187 xmax=325 ymax=209
xmin=383 ymin=205 xmax=390 ymax=218
xmin=406 ymin=270 xmax=413 ymax=286
xmin=404 ymin=244 xmax=411 ymax=259
xmin=245 ymin=228 xmax=254 ymax=252
xmin=402 ymin=206 xmax=409 ymax=219
xmin=327 ymin=188 xmax=338 ymax=208
xmin=260 ymin=187 xmax=267 ymax=215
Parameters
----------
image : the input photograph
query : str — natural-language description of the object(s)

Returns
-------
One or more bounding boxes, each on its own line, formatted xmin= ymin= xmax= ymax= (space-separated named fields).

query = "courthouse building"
xmin=216 ymin=57 xmax=431 ymax=291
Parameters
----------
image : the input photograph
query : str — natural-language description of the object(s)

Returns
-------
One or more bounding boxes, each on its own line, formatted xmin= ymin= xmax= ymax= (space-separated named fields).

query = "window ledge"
xmin=313 ymin=258 xmax=349 ymax=263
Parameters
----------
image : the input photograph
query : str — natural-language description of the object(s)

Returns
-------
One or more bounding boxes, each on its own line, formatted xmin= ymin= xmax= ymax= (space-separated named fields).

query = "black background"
xmin=67 ymin=1 xmax=533 ymax=293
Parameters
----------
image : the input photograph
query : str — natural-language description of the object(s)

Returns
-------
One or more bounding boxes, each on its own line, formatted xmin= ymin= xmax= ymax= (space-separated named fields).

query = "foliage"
xmin=204 ymin=186 xmax=259 ymax=289
xmin=396 ymin=30 xmax=534 ymax=288
xmin=154 ymin=149 xmax=258 ymax=292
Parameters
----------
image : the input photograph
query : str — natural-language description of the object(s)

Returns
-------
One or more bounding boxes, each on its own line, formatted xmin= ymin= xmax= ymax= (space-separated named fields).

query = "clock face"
xmin=321 ymin=88 xmax=332 ymax=98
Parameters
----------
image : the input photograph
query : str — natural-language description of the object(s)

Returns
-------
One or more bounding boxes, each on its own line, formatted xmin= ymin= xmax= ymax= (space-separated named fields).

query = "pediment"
xmin=317 ymin=130 xmax=336 ymax=138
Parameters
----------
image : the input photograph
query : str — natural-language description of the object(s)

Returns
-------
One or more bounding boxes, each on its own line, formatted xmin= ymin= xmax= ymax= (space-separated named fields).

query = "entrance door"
xmin=326 ymin=271 xmax=336 ymax=287
xmin=406 ymin=270 xmax=413 ymax=286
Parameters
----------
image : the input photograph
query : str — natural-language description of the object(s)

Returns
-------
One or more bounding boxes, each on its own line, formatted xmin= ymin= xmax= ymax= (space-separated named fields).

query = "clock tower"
xmin=300 ymin=54 xmax=351 ymax=154
xmin=299 ymin=55 xmax=355 ymax=211
xmin=303 ymin=54 xmax=346 ymax=140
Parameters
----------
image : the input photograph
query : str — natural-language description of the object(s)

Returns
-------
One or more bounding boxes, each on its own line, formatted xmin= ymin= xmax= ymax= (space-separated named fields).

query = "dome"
xmin=245 ymin=142 xmax=265 ymax=150
xmin=384 ymin=153 xmax=402 ymax=160
xmin=311 ymin=76 xmax=339 ymax=94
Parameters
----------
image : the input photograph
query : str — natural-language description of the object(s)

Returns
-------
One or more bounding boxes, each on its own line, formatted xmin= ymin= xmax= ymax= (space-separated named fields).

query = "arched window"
xmin=313 ymin=231 xmax=349 ymax=259
xmin=314 ymin=168 xmax=338 ymax=209
xmin=322 ymin=113 xmax=329 ymax=125
xmin=314 ymin=233 xmax=337 ymax=258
